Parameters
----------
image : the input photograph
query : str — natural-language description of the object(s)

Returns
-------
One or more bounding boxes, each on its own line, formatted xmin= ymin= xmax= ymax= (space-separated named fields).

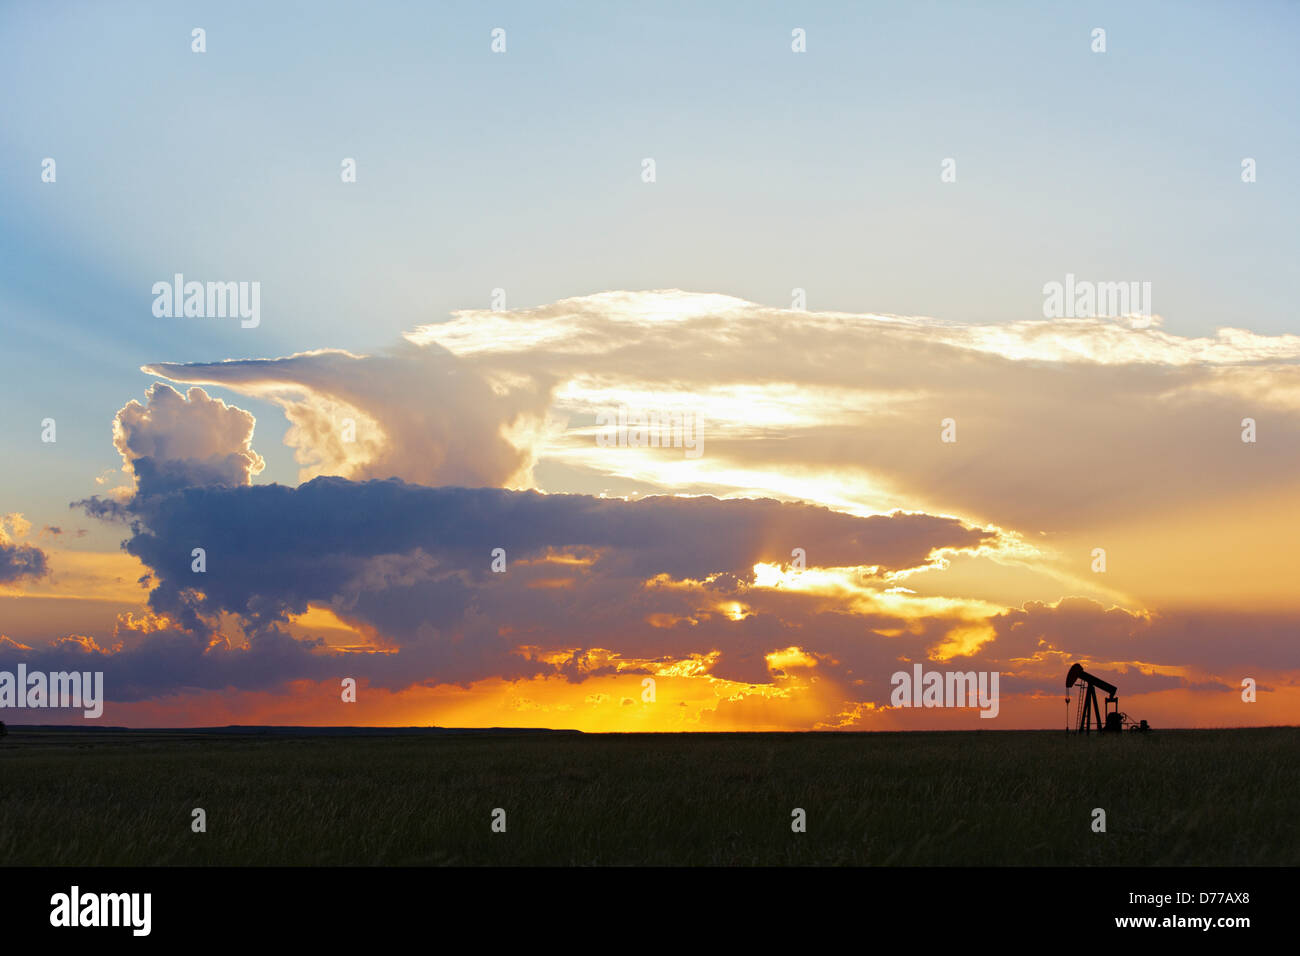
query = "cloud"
xmin=410 ymin=289 xmax=1300 ymax=368
xmin=58 ymin=470 xmax=1296 ymax=719
xmin=402 ymin=291 xmax=1300 ymax=538
xmin=0 ymin=545 xmax=48 ymax=583
xmin=985 ymin=596 xmax=1300 ymax=677
xmin=59 ymin=475 xmax=998 ymax=698
xmin=0 ymin=513 xmax=49 ymax=583
xmin=112 ymin=383 xmax=265 ymax=496
xmin=1 ymin=514 xmax=32 ymax=539
xmin=144 ymin=340 xmax=553 ymax=489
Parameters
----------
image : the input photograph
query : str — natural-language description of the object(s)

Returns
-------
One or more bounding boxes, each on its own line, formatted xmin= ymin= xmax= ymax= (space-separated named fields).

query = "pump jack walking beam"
xmin=1066 ymin=663 xmax=1118 ymax=734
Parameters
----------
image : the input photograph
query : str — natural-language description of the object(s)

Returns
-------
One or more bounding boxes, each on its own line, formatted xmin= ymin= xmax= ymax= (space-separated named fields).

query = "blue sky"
xmin=2 ymin=0 xmax=1298 ymax=534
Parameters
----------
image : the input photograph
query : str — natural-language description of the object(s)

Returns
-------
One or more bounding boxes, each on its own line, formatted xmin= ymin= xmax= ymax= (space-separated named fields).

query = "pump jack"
xmin=1065 ymin=663 xmax=1149 ymax=734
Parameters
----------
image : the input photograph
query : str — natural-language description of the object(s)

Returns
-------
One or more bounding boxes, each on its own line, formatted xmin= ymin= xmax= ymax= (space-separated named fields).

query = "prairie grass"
xmin=1 ymin=727 xmax=1294 ymax=866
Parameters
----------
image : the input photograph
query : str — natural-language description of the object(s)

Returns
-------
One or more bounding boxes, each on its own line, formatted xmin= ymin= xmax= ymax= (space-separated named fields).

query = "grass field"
xmin=1 ymin=726 xmax=1295 ymax=866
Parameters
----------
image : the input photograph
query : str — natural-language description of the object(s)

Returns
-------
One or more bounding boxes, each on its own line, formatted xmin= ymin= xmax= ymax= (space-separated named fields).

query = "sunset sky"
xmin=2 ymin=1 xmax=1297 ymax=730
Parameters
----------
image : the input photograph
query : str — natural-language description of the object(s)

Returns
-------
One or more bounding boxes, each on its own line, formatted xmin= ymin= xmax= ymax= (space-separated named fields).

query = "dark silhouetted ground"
xmin=1 ymin=726 xmax=1294 ymax=865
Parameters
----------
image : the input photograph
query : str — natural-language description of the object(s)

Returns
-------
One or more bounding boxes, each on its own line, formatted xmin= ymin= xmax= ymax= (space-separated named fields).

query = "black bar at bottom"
xmin=4 ymin=866 xmax=1280 ymax=941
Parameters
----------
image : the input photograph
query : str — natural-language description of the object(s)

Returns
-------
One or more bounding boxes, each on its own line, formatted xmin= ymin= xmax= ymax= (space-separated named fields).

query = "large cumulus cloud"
xmin=113 ymin=383 xmax=265 ymax=495
xmin=143 ymin=339 xmax=552 ymax=489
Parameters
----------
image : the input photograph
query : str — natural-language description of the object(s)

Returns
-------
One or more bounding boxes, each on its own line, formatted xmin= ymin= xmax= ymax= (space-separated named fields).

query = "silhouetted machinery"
xmin=1065 ymin=663 xmax=1149 ymax=734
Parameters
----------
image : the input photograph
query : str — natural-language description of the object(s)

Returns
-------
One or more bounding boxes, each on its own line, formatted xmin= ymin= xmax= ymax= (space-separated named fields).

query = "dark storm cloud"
xmin=55 ymin=477 xmax=994 ymax=696
xmin=116 ymin=478 xmax=991 ymax=626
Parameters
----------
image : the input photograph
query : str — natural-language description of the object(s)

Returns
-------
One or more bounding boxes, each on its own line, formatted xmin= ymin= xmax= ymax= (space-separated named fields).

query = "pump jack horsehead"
xmin=1065 ymin=663 xmax=1150 ymax=734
